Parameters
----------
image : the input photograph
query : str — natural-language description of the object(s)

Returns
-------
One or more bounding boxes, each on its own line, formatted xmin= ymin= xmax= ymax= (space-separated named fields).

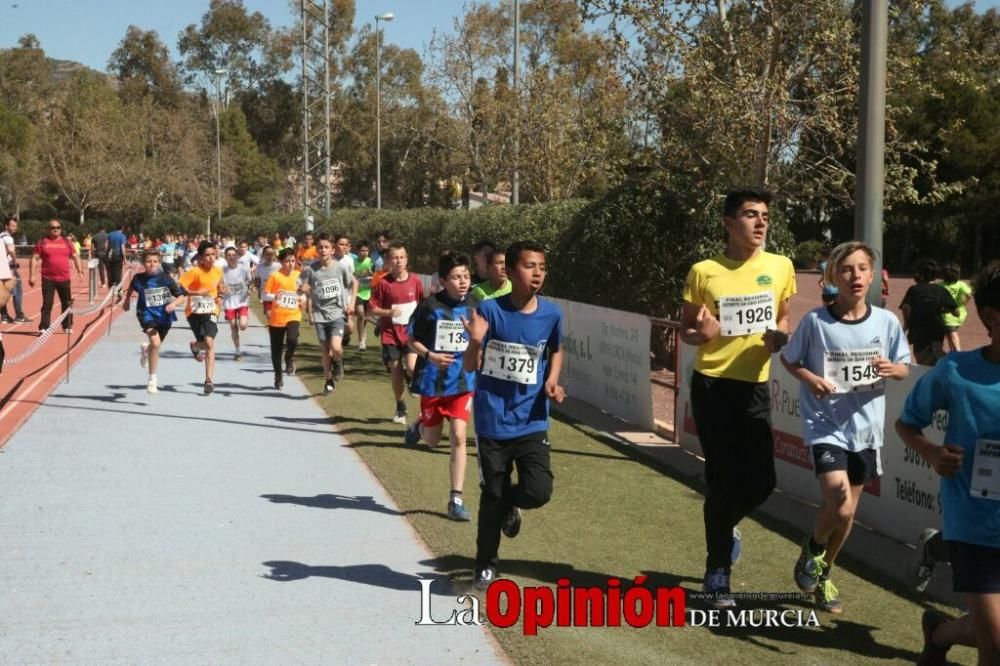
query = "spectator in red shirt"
xmin=28 ymin=219 xmax=83 ymax=334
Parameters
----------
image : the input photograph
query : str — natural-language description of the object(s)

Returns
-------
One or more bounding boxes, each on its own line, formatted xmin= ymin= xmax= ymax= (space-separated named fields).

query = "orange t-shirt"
xmin=179 ymin=265 xmax=223 ymax=316
xmin=265 ymin=269 xmax=303 ymax=327
xmin=296 ymin=246 xmax=318 ymax=265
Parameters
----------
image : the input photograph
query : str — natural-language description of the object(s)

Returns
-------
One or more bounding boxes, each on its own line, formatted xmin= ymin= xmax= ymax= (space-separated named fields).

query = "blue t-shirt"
xmin=818 ymin=261 xmax=838 ymax=297
xmin=782 ymin=305 xmax=910 ymax=450
xmin=407 ymin=292 xmax=476 ymax=397
xmin=126 ymin=270 xmax=186 ymax=326
xmin=473 ymin=295 xmax=563 ymax=439
xmin=159 ymin=242 xmax=177 ymax=263
xmin=107 ymin=230 xmax=127 ymax=258
xmin=899 ymin=350 xmax=1000 ymax=548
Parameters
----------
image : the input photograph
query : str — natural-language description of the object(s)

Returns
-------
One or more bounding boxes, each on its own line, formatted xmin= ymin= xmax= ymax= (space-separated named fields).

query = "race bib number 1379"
xmin=482 ymin=339 xmax=539 ymax=385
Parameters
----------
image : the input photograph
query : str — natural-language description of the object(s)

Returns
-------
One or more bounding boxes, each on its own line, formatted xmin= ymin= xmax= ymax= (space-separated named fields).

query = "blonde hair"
xmin=824 ymin=241 xmax=878 ymax=287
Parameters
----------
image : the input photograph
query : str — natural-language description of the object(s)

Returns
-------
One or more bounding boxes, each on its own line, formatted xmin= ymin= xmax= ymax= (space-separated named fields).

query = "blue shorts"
xmin=315 ymin=318 xmax=345 ymax=343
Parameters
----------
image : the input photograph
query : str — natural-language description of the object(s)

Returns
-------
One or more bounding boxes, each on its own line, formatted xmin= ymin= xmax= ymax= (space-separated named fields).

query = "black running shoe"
xmin=501 ymin=507 xmax=522 ymax=539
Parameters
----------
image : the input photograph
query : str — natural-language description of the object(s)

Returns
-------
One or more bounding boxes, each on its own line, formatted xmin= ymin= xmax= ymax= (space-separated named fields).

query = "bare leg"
xmin=146 ymin=330 xmax=161 ymax=375
xmin=204 ymin=336 xmax=216 ymax=382
xmin=449 ymin=418 xmax=468 ymax=494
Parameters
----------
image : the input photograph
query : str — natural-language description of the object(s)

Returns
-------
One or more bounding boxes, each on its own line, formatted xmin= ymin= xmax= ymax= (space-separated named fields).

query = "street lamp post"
xmin=375 ymin=12 xmax=394 ymax=210
xmin=212 ymin=68 xmax=227 ymax=237
xmin=512 ymin=0 xmax=520 ymax=206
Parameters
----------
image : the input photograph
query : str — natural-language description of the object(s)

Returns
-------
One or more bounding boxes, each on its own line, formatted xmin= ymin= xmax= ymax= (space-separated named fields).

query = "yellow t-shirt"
xmin=179 ymin=265 xmax=223 ymax=317
xmin=683 ymin=251 xmax=797 ymax=383
xmin=265 ymin=269 xmax=303 ymax=328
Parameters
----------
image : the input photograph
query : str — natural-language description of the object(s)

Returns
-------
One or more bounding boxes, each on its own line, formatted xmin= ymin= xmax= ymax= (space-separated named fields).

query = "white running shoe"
xmin=146 ymin=378 xmax=158 ymax=394
xmin=140 ymin=342 xmax=150 ymax=368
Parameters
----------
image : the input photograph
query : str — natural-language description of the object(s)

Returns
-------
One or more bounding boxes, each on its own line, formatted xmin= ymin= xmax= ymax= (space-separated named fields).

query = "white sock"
xmin=149 ymin=374 xmax=157 ymax=382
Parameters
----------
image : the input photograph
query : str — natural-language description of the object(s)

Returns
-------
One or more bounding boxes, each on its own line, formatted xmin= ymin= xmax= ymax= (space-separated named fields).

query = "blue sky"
xmin=1 ymin=0 xmax=997 ymax=74
xmin=0 ymin=0 xmax=471 ymax=72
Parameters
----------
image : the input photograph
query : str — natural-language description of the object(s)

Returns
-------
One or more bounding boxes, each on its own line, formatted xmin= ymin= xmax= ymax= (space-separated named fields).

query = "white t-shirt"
xmin=238 ymin=252 xmax=260 ymax=269
xmin=337 ymin=255 xmax=356 ymax=293
xmin=256 ymin=261 xmax=281 ymax=288
xmin=0 ymin=231 xmax=15 ymax=270
xmin=0 ymin=236 xmax=11 ymax=280
xmin=223 ymin=264 xmax=252 ymax=310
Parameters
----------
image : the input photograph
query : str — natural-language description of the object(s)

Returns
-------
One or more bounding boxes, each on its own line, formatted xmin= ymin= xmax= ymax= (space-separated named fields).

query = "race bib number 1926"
xmin=435 ymin=320 xmax=467 ymax=352
xmin=482 ymin=339 xmax=539 ymax=385
xmin=970 ymin=439 xmax=1000 ymax=501
xmin=718 ymin=292 xmax=775 ymax=336
xmin=823 ymin=347 xmax=884 ymax=393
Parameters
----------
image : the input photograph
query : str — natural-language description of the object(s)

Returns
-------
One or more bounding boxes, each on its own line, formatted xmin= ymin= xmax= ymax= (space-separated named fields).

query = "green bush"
xmin=793 ymin=240 xmax=825 ymax=270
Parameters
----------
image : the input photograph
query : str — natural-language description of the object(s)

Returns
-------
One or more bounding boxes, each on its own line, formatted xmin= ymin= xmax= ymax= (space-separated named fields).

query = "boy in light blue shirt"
xmin=896 ymin=259 xmax=1000 ymax=666
xmin=782 ymin=241 xmax=910 ymax=613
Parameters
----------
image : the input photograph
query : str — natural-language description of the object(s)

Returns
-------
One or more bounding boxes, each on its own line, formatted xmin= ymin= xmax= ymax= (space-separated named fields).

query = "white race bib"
xmin=718 ymin=292 xmax=776 ymax=336
xmin=482 ymin=339 xmax=539 ymax=385
xmin=315 ymin=278 xmax=342 ymax=300
xmin=435 ymin=320 xmax=468 ymax=352
xmin=276 ymin=290 xmax=299 ymax=310
xmin=144 ymin=286 xmax=171 ymax=307
xmin=190 ymin=296 xmax=215 ymax=314
xmin=392 ymin=301 xmax=418 ymax=325
xmin=970 ymin=438 xmax=1000 ymax=501
xmin=823 ymin=347 xmax=884 ymax=393
xmin=227 ymin=281 xmax=247 ymax=298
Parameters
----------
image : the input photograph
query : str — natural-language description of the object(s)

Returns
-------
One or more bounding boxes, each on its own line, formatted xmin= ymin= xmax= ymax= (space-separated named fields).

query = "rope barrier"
xmin=2 ymin=268 xmax=133 ymax=368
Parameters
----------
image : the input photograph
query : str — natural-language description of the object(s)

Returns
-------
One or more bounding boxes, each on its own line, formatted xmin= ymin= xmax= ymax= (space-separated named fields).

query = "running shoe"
xmin=358 ymin=338 xmax=367 ymax=351
xmin=814 ymin=576 xmax=842 ymax=614
xmin=139 ymin=342 xmax=149 ymax=369
xmin=404 ymin=421 xmax=421 ymax=447
xmin=14 ymin=316 xmax=29 ymax=323
xmin=918 ymin=609 xmax=952 ymax=666
xmin=203 ymin=380 xmax=214 ymax=395
xmin=474 ymin=566 xmax=497 ymax=591
xmin=702 ymin=568 xmax=736 ymax=609
xmin=324 ymin=377 xmax=335 ymax=394
xmin=912 ymin=528 xmax=940 ymax=593
xmin=285 ymin=358 xmax=296 ymax=376
xmin=448 ymin=500 xmax=471 ymax=522
xmin=234 ymin=350 xmax=242 ymax=361
xmin=190 ymin=341 xmax=205 ymax=362
xmin=333 ymin=360 xmax=344 ymax=383
xmin=731 ymin=527 xmax=742 ymax=565
xmin=0 ymin=316 xmax=10 ymax=324
xmin=274 ymin=373 xmax=283 ymax=390
xmin=392 ymin=406 xmax=407 ymax=425
xmin=501 ymin=506 xmax=522 ymax=539
xmin=794 ymin=537 xmax=827 ymax=594
xmin=146 ymin=378 xmax=158 ymax=394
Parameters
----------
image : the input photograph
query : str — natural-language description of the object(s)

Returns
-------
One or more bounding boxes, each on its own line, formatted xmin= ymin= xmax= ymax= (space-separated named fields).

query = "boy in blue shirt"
xmin=462 ymin=241 xmax=566 ymax=589
xmin=896 ymin=259 xmax=1000 ymax=665
xmin=123 ymin=250 xmax=187 ymax=394
xmin=404 ymin=251 xmax=477 ymax=521
xmin=781 ymin=241 xmax=910 ymax=613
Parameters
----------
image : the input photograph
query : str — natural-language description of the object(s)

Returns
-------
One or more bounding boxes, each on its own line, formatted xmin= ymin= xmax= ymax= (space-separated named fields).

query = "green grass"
xmin=274 ymin=309 xmax=972 ymax=665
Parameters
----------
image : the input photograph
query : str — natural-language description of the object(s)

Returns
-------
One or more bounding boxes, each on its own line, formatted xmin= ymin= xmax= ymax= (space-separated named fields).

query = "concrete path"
xmin=0 ymin=310 xmax=504 ymax=664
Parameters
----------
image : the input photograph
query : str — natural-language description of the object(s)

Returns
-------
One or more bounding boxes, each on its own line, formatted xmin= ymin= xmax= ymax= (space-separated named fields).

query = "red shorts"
xmin=419 ymin=392 xmax=473 ymax=428
xmin=225 ymin=305 xmax=249 ymax=321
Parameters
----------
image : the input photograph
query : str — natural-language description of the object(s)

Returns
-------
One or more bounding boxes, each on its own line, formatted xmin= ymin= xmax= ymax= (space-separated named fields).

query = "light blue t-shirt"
xmin=782 ymin=305 xmax=910 ymax=450
xmin=899 ymin=350 xmax=1000 ymax=548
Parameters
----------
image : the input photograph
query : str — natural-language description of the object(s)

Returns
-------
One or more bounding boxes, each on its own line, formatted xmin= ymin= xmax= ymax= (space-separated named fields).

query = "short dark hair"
xmin=505 ymin=241 xmax=546 ymax=271
xmin=197 ymin=240 xmax=216 ymax=256
xmin=723 ymin=188 xmax=773 ymax=218
xmin=377 ymin=229 xmax=391 ymax=241
xmin=334 ymin=233 xmax=349 ymax=244
xmin=278 ymin=247 xmax=295 ymax=261
xmin=487 ymin=248 xmax=505 ymax=264
xmin=356 ymin=239 xmax=371 ymax=250
xmin=472 ymin=240 xmax=496 ymax=255
xmin=141 ymin=249 xmax=161 ymax=261
xmin=303 ymin=231 xmax=314 ymax=239
xmin=387 ymin=241 xmax=406 ymax=255
xmin=973 ymin=260 xmax=1000 ymax=314
xmin=315 ymin=232 xmax=332 ymax=244
xmin=438 ymin=251 xmax=471 ymax=278
xmin=914 ymin=258 xmax=939 ymax=283
xmin=942 ymin=262 xmax=961 ymax=283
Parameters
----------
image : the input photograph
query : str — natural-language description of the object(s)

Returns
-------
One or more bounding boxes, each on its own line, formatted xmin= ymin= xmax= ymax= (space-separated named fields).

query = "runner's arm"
xmin=679 ymin=300 xmax=719 ymax=346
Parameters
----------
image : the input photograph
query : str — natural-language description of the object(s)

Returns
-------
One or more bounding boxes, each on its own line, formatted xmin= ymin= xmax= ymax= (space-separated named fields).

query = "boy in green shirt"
xmin=469 ymin=249 xmax=511 ymax=306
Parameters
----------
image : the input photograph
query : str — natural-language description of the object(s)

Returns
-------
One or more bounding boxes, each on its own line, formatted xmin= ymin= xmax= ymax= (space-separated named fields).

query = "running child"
xmin=940 ymin=262 xmax=973 ymax=352
xmin=369 ymin=242 xmax=424 ymax=423
xmin=896 ymin=259 xmax=1000 ymax=666
xmin=334 ymin=233 xmax=357 ymax=347
xmin=263 ymin=248 xmax=304 ymax=390
xmin=404 ymin=251 xmax=477 ymax=522
xmin=461 ymin=241 xmax=565 ymax=589
xmin=222 ymin=246 xmax=253 ymax=360
xmin=123 ymin=250 xmax=187 ymax=393
xmin=469 ymin=248 xmax=511 ymax=306
xmin=256 ymin=246 xmax=280 ymax=304
xmin=780 ymin=241 xmax=910 ymax=613
xmin=301 ymin=233 xmax=355 ymax=393
xmin=179 ymin=240 xmax=227 ymax=395
xmin=354 ymin=239 xmax=374 ymax=351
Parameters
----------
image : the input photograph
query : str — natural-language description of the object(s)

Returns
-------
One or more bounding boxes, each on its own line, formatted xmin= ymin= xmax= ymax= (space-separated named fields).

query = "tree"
xmin=219 ymin=106 xmax=285 ymax=214
xmin=109 ymin=26 xmax=183 ymax=107
xmin=0 ymin=102 xmax=42 ymax=218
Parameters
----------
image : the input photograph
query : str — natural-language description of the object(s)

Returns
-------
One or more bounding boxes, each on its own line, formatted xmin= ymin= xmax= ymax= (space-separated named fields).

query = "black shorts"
xmin=810 ymin=444 xmax=880 ymax=485
xmin=188 ymin=314 xmax=218 ymax=342
xmin=382 ymin=343 xmax=407 ymax=366
xmin=140 ymin=320 xmax=171 ymax=341
xmin=946 ymin=540 xmax=1000 ymax=593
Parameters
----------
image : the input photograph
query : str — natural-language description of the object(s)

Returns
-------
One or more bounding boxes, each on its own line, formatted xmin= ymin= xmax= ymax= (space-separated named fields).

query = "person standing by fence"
xmin=28 ymin=219 xmax=82 ymax=335
xmin=1 ymin=217 xmax=28 ymax=323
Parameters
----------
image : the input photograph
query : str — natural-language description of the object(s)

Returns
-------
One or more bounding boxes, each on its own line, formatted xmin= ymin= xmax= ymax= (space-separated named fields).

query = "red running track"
xmin=0 ymin=277 xmax=130 ymax=448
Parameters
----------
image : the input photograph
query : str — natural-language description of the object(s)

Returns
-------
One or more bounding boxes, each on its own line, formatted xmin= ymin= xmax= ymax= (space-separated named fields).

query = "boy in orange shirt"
xmin=179 ymin=240 xmax=227 ymax=395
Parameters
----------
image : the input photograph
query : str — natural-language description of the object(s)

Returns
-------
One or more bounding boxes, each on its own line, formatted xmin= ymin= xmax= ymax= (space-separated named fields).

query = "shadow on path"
xmin=260 ymin=560 xmax=455 ymax=595
xmin=261 ymin=493 xmax=450 ymax=520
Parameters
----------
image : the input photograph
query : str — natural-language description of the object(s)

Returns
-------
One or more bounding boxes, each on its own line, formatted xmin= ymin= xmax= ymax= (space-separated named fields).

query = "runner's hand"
xmin=693 ymin=304 xmax=720 ymax=342
xmin=460 ymin=309 xmax=489 ymax=344
xmin=871 ymin=356 xmax=895 ymax=378
xmin=428 ymin=351 xmax=454 ymax=369
xmin=809 ymin=376 xmax=838 ymax=400
xmin=926 ymin=444 xmax=963 ymax=478
xmin=763 ymin=329 xmax=789 ymax=353
xmin=165 ymin=302 xmax=175 ymax=313
xmin=545 ymin=379 xmax=566 ymax=403
xmin=390 ymin=306 xmax=401 ymax=318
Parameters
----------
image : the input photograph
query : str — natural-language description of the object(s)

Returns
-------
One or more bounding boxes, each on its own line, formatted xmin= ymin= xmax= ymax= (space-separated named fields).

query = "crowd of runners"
xmin=0 ymin=192 xmax=998 ymax=664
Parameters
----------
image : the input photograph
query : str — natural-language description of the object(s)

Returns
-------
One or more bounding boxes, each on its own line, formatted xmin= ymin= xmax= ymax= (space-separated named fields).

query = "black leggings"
xmin=269 ymin=322 xmax=299 ymax=373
